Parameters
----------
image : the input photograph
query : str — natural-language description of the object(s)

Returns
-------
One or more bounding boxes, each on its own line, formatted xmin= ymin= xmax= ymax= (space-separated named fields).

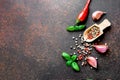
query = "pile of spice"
xmin=70 ymin=34 xmax=93 ymax=57
xmin=87 ymin=26 xmax=100 ymax=40
xmin=70 ymin=34 xmax=96 ymax=67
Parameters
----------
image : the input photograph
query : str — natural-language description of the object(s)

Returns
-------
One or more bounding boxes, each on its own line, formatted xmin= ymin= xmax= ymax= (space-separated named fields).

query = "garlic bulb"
xmin=92 ymin=11 xmax=106 ymax=21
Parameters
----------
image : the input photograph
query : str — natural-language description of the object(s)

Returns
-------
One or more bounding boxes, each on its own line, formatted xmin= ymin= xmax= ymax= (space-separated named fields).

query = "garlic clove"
xmin=86 ymin=56 xmax=97 ymax=68
xmin=93 ymin=45 xmax=108 ymax=53
xmin=92 ymin=11 xmax=106 ymax=21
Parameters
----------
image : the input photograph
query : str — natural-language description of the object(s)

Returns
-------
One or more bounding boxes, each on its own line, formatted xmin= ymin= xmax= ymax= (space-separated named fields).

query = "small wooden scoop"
xmin=83 ymin=19 xmax=111 ymax=42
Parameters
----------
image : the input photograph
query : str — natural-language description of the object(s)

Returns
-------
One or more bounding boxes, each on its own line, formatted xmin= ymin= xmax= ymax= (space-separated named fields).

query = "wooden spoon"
xmin=83 ymin=19 xmax=111 ymax=42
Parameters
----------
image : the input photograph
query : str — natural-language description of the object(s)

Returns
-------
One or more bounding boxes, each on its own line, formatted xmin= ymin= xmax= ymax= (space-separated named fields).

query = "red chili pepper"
xmin=76 ymin=0 xmax=91 ymax=24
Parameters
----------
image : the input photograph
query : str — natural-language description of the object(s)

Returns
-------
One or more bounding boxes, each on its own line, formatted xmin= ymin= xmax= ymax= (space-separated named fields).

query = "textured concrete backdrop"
xmin=0 ymin=0 xmax=120 ymax=80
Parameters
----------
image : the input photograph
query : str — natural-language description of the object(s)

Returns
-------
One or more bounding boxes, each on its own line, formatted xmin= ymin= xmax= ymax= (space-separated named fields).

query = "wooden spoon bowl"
xmin=83 ymin=19 xmax=111 ymax=42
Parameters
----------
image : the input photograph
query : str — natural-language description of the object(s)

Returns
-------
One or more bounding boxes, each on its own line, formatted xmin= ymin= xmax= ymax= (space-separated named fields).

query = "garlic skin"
xmin=93 ymin=45 xmax=108 ymax=53
xmin=92 ymin=11 xmax=106 ymax=21
xmin=87 ymin=56 xmax=97 ymax=68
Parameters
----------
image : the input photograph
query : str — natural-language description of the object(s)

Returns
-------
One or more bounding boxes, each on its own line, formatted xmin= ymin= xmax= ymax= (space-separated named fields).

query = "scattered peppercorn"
xmin=78 ymin=55 xmax=83 ymax=60
xmin=72 ymin=36 xmax=75 ymax=40
xmin=77 ymin=50 xmax=81 ymax=54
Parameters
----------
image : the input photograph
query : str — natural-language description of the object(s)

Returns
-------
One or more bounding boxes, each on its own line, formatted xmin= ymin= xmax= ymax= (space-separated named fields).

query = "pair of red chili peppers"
xmin=67 ymin=0 xmax=91 ymax=32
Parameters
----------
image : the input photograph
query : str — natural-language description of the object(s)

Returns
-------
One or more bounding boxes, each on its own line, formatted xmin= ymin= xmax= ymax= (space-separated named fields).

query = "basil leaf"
xmin=62 ymin=52 xmax=71 ymax=61
xmin=71 ymin=62 xmax=80 ymax=71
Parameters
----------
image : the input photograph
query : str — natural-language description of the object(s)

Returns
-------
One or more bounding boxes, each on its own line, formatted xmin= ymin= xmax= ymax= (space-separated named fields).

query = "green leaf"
xmin=66 ymin=26 xmax=75 ymax=32
xmin=71 ymin=62 xmax=80 ymax=71
xmin=74 ymin=25 xmax=85 ymax=31
xmin=66 ymin=60 xmax=73 ymax=66
xmin=71 ymin=55 xmax=77 ymax=61
xmin=66 ymin=25 xmax=85 ymax=32
xmin=62 ymin=52 xmax=71 ymax=61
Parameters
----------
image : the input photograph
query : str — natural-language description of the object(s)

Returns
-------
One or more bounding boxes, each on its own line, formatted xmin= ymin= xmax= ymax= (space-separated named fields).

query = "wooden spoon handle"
xmin=98 ymin=19 xmax=111 ymax=30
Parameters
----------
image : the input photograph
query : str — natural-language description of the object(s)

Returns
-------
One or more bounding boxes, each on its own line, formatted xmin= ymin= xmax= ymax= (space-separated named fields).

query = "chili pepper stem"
xmin=75 ymin=20 xmax=80 ymax=25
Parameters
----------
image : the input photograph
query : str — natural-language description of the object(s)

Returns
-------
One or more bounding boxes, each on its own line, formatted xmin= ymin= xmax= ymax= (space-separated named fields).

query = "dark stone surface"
xmin=0 ymin=0 xmax=120 ymax=80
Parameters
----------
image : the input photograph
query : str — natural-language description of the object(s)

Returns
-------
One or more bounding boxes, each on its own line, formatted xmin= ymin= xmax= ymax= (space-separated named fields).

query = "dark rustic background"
xmin=0 ymin=0 xmax=120 ymax=80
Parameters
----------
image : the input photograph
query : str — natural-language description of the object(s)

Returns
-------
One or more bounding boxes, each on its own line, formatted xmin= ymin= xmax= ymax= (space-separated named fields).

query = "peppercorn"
xmin=78 ymin=55 xmax=83 ymax=60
